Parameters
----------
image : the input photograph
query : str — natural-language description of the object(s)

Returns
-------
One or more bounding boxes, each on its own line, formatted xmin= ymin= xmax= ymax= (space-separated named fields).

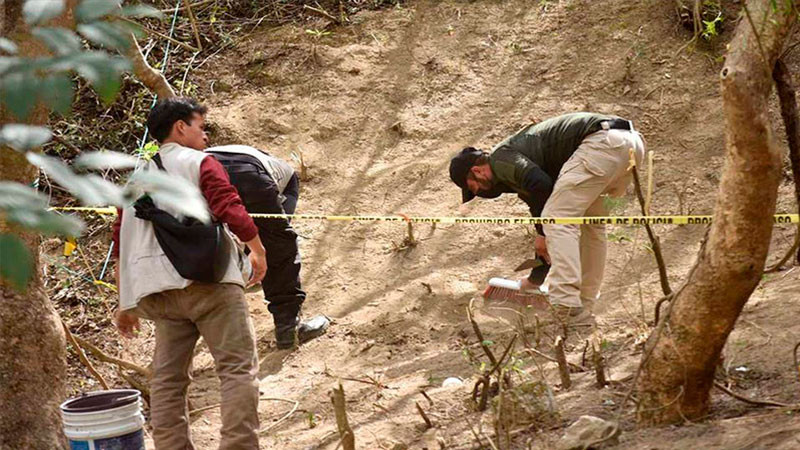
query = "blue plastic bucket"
xmin=60 ymin=389 xmax=145 ymax=450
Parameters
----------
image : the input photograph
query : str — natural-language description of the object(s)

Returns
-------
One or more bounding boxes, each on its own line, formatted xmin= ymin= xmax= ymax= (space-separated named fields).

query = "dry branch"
xmin=630 ymin=156 xmax=671 ymax=297
xmin=554 ymin=335 xmax=571 ymax=389
xmin=72 ymin=334 xmax=151 ymax=378
xmin=713 ymin=381 xmax=796 ymax=408
xmin=182 ymin=0 xmax=203 ymax=51
xmin=467 ymin=299 xmax=498 ymax=366
xmin=129 ymin=38 xmax=176 ymax=99
xmin=303 ymin=4 xmax=341 ymax=25
xmin=330 ymin=382 xmax=355 ymax=450
xmin=60 ymin=318 xmax=109 ymax=390
xmin=415 ymin=401 xmax=433 ymax=429
xmin=592 ymin=340 xmax=607 ymax=388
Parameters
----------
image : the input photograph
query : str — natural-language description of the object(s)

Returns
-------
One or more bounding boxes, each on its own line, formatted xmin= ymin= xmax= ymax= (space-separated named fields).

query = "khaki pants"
xmin=133 ymin=282 xmax=260 ymax=450
xmin=542 ymin=129 xmax=646 ymax=308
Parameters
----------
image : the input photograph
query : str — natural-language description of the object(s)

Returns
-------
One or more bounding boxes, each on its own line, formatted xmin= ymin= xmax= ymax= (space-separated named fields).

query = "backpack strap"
xmin=152 ymin=153 xmax=166 ymax=172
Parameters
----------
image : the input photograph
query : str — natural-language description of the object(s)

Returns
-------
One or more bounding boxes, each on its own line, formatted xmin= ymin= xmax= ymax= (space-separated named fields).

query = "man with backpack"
xmin=112 ymin=97 xmax=267 ymax=449
xmin=205 ymin=144 xmax=330 ymax=350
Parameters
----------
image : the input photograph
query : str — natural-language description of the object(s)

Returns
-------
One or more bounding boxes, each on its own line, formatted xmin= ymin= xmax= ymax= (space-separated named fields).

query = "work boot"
xmin=274 ymin=315 xmax=330 ymax=350
xmin=550 ymin=304 xmax=595 ymax=328
xmin=274 ymin=315 xmax=299 ymax=350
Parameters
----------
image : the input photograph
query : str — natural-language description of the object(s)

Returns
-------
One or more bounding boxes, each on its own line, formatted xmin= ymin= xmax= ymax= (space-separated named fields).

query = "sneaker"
xmin=297 ymin=315 xmax=330 ymax=344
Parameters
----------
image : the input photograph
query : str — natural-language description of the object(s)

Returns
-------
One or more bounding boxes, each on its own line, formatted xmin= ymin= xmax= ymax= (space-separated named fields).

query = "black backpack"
xmin=133 ymin=154 xmax=232 ymax=283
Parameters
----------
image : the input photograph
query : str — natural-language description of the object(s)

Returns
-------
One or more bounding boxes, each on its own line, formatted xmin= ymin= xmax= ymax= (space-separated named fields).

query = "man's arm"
xmin=494 ymin=151 xmax=554 ymax=233
xmin=199 ymin=156 xmax=267 ymax=285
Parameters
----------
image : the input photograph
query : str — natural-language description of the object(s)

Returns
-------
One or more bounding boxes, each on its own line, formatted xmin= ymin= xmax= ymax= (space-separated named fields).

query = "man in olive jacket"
xmin=449 ymin=112 xmax=646 ymax=323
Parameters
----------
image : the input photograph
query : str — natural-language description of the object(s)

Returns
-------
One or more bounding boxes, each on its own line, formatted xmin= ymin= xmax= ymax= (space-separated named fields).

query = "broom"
xmin=482 ymin=256 xmax=550 ymax=307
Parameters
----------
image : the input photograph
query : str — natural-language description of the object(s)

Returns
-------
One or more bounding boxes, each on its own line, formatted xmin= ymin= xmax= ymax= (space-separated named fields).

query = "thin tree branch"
xmin=60 ymin=318 xmax=110 ymax=390
xmin=72 ymin=334 xmax=151 ymax=378
xmin=182 ymin=0 xmax=203 ymax=51
xmin=631 ymin=154 xmax=672 ymax=296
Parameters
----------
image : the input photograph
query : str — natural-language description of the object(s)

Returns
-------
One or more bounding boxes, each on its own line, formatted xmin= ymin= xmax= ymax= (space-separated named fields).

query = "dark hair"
xmin=146 ymin=97 xmax=208 ymax=143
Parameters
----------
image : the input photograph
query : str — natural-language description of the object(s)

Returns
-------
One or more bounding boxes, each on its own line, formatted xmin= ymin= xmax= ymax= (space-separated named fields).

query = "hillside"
xmin=53 ymin=0 xmax=800 ymax=448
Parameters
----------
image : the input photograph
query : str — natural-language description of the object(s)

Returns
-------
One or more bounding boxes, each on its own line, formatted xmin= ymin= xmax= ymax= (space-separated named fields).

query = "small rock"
xmin=558 ymin=415 xmax=620 ymax=450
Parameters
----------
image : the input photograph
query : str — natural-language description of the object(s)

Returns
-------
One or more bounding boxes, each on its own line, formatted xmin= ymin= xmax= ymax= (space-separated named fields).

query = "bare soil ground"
xmin=53 ymin=0 xmax=800 ymax=448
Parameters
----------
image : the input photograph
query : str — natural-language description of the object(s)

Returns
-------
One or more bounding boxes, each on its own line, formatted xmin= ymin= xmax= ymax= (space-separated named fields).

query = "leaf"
xmin=77 ymin=22 xmax=133 ymax=51
xmin=32 ymin=27 xmax=83 ymax=55
xmin=76 ymin=0 xmax=122 ymax=23
xmin=0 ymin=57 xmax=22 ymax=76
xmin=0 ymin=234 xmax=33 ymax=291
xmin=80 ymin=174 xmax=127 ymax=206
xmin=0 ymin=182 xmax=48 ymax=210
xmin=0 ymin=71 xmax=38 ymax=120
xmin=0 ymin=124 xmax=52 ymax=151
xmin=5 ymin=208 xmax=84 ymax=237
xmin=120 ymin=4 xmax=164 ymax=19
xmin=27 ymin=153 xmax=101 ymax=205
xmin=128 ymin=170 xmax=210 ymax=223
xmin=0 ymin=38 xmax=18 ymax=54
xmin=23 ymin=0 xmax=65 ymax=25
xmin=74 ymin=151 xmax=140 ymax=170
xmin=52 ymin=52 xmax=130 ymax=103
xmin=38 ymin=74 xmax=74 ymax=115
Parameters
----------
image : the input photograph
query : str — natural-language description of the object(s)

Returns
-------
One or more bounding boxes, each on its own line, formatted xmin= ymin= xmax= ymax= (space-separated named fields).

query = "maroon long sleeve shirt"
xmin=112 ymin=155 xmax=257 ymax=258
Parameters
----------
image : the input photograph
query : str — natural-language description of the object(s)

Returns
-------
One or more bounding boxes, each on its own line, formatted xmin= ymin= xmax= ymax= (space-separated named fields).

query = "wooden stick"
xmin=303 ymin=4 xmax=341 ymax=25
xmin=159 ymin=0 xmax=214 ymax=13
xmin=182 ymin=0 xmax=203 ymax=51
xmin=592 ymin=340 xmax=607 ymax=388
xmin=60 ymin=318 xmax=110 ymax=390
xmin=121 ymin=17 xmax=200 ymax=53
xmin=72 ymin=334 xmax=151 ymax=378
xmin=415 ymin=401 xmax=433 ymax=429
xmin=630 ymin=152 xmax=672 ymax=296
xmin=467 ymin=299 xmax=498 ymax=366
xmin=330 ymin=382 xmax=355 ymax=450
xmin=713 ymin=381 xmax=796 ymax=408
xmin=554 ymin=335 xmax=571 ymax=389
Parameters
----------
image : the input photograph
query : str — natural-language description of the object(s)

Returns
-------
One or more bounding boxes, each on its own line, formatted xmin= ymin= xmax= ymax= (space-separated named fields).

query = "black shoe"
xmin=275 ymin=322 xmax=298 ymax=350
xmin=297 ymin=315 xmax=330 ymax=344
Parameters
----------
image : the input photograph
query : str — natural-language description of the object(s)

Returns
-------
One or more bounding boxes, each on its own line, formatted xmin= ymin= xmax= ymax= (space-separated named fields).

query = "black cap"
xmin=449 ymin=147 xmax=484 ymax=203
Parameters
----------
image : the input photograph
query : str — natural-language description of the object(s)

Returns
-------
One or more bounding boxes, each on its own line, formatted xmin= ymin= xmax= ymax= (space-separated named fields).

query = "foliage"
xmin=0 ymin=0 xmax=208 ymax=291
xmin=701 ymin=12 xmax=723 ymax=41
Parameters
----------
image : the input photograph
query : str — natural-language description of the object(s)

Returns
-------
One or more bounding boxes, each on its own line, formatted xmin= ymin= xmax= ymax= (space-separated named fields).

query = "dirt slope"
xmin=62 ymin=0 xmax=800 ymax=448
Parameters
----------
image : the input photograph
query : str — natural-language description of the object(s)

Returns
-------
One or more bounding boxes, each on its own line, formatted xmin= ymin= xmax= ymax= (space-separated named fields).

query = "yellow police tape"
xmin=49 ymin=207 xmax=800 ymax=225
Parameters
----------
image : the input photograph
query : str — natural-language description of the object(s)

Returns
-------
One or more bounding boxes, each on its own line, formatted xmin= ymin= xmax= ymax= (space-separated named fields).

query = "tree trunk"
xmin=772 ymin=59 xmax=800 ymax=263
xmin=636 ymin=0 xmax=796 ymax=425
xmin=0 ymin=3 xmax=73 ymax=449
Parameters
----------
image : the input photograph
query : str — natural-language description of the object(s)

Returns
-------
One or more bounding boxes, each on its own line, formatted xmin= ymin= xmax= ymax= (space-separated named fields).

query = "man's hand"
xmin=115 ymin=310 xmax=140 ymax=339
xmin=245 ymin=235 xmax=267 ymax=287
xmin=534 ymin=235 xmax=550 ymax=264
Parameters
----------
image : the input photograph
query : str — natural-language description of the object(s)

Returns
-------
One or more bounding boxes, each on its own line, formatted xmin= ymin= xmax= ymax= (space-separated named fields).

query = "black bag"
xmin=133 ymin=154 xmax=231 ymax=282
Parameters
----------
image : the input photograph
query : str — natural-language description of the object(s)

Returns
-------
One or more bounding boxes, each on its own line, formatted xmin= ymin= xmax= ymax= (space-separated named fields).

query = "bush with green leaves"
xmin=0 ymin=0 xmax=208 ymax=291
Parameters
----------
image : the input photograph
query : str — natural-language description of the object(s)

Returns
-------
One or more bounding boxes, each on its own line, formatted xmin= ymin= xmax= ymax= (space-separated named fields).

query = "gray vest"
xmin=118 ymin=143 xmax=245 ymax=310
